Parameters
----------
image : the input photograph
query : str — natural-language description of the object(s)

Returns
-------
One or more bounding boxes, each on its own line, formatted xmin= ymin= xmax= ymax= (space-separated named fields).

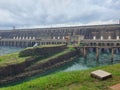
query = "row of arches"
xmin=89 ymin=43 xmax=120 ymax=46
xmin=0 ymin=40 xmax=67 ymax=47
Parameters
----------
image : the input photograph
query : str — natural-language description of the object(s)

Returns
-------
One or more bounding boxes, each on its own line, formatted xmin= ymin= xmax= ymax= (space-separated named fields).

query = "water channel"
xmin=1 ymin=46 xmax=120 ymax=72
xmin=0 ymin=46 xmax=120 ymax=87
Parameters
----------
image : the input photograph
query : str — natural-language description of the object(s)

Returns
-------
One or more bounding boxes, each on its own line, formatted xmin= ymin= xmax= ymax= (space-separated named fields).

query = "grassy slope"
xmin=1 ymin=63 xmax=120 ymax=90
xmin=36 ymin=46 xmax=75 ymax=64
xmin=0 ymin=44 xmax=68 ymax=67
xmin=0 ymin=52 xmax=29 ymax=66
xmin=22 ymin=47 xmax=76 ymax=71
xmin=1 ymin=45 xmax=119 ymax=90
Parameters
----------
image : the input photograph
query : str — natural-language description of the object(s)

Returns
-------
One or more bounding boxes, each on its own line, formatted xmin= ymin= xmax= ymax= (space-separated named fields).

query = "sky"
xmin=0 ymin=0 xmax=120 ymax=29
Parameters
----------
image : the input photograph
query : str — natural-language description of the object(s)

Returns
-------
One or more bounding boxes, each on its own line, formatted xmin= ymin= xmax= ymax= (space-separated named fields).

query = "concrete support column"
xmin=58 ymin=36 xmax=60 ymax=39
xmin=111 ymin=48 xmax=114 ymax=63
xmin=96 ymin=47 xmax=99 ymax=61
xmin=108 ymin=36 xmax=111 ymax=40
xmin=93 ymin=36 xmax=96 ymax=40
xmin=116 ymin=36 xmax=119 ymax=40
xmin=83 ymin=47 xmax=87 ymax=59
xmin=53 ymin=37 xmax=55 ymax=39
xmin=100 ymin=36 xmax=103 ymax=40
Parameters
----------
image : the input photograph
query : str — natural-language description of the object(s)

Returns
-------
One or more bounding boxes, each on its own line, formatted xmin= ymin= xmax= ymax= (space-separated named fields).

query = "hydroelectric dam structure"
xmin=0 ymin=24 xmax=120 ymax=48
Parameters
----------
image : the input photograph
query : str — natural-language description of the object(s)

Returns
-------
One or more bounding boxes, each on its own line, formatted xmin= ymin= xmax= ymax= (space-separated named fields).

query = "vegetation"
xmin=35 ymin=46 xmax=75 ymax=64
xmin=0 ymin=52 xmax=29 ymax=66
xmin=19 ymin=44 xmax=66 ymax=57
xmin=1 ymin=63 xmax=120 ymax=90
xmin=0 ymin=45 xmax=77 ymax=86
xmin=0 ymin=44 xmax=67 ymax=66
xmin=1 ymin=45 xmax=119 ymax=90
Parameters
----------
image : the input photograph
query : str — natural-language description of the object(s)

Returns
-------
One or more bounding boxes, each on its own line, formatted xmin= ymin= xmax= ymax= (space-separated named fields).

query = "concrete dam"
xmin=0 ymin=24 xmax=120 ymax=47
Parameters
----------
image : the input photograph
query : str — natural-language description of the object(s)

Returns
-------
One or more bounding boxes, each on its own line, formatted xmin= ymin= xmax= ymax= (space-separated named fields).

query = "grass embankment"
xmin=1 ymin=63 xmax=120 ymax=90
xmin=0 ymin=44 xmax=68 ymax=67
xmin=0 ymin=52 xmax=29 ymax=66
xmin=1 ymin=45 xmax=119 ymax=90
xmin=25 ymin=46 xmax=75 ymax=70
xmin=36 ymin=46 xmax=75 ymax=64
xmin=0 ymin=45 xmax=78 ymax=86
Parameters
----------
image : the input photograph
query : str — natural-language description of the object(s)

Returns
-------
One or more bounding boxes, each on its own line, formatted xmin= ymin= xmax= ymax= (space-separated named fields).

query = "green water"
xmin=1 ymin=46 xmax=120 ymax=72
xmin=0 ymin=46 xmax=23 ymax=56
xmin=0 ymin=47 xmax=120 ymax=73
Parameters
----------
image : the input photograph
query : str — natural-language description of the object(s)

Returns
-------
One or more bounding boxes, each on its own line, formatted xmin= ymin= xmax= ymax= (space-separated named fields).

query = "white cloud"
xmin=0 ymin=0 xmax=119 ymax=29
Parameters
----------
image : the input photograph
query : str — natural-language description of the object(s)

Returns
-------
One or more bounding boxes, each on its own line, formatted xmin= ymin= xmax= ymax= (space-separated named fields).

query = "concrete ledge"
xmin=109 ymin=83 xmax=120 ymax=90
xmin=91 ymin=70 xmax=112 ymax=80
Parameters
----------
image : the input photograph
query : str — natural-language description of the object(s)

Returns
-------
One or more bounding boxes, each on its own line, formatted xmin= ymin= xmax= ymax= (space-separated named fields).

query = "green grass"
xmin=39 ymin=44 xmax=66 ymax=48
xmin=26 ymin=47 xmax=76 ymax=70
xmin=1 ymin=63 xmax=120 ymax=90
xmin=0 ymin=44 xmax=67 ymax=67
xmin=37 ymin=47 xmax=75 ymax=63
xmin=32 ymin=44 xmax=66 ymax=48
xmin=1 ymin=45 xmax=120 ymax=90
xmin=0 ymin=52 xmax=29 ymax=66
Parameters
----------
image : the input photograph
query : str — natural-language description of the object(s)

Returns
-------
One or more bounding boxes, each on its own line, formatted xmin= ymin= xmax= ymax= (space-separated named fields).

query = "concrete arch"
xmin=111 ymin=43 xmax=114 ymax=46
xmin=93 ymin=43 xmax=97 ymax=46
xmin=116 ymin=43 xmax=120 ymax=46
xmin=98 ymin=43 xmax=101 ymax=46
xmin=107 ymin=43 xmax=110 ymax=46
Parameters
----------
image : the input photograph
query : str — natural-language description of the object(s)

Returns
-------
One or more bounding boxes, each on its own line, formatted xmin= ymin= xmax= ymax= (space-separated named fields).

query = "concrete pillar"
xmin=29 ymin=37 xmax=32 ymax=40
xmin=96 ymin=47 xmax=99 ymax=61
xmin=58 ymin=36 xmax=60 ymax=39
xmin=16 ymin=36 xmax=18 ymax=39
xmin=83 ymin=47 xmax=87 ymax=59
xmin=116 ymin=36 xmax=119 ymax=40
xmin=33 ymin=37 xmax=35 ymax=40
xmin=22 ymin=37 xmax=25 ymax=40
xmin=13 ymin=37 xmax=15 ymax=39
xmin=108 ymin=36 xmax=111 ymax=40
xmin=111 ymin=48 xmax=114 ymax=63
xmin=100 ymin=36 xmax=103 ymax=40
xmin=19 ymin=37 xmax=21 ymax=40
xmin=93 ymin=36 xmax=96 ymax=40
xmin=26 ymin=37 xmax=28 ymax=40
xmin=53 ymin=36 xmax=55 ymax=39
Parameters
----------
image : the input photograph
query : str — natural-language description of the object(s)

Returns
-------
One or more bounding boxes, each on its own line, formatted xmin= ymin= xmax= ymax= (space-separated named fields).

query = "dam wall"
xmin=0 ymin=24 xmax=120 ymax=47
xmin=0 ymin=24 xmax=120 ymax=39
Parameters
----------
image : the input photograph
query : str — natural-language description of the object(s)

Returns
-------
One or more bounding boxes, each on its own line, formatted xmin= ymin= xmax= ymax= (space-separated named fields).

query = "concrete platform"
xmin=91 ymin=70 xmax=112 ymax=80
xmin=109 ymin=83 xmax=120 ymax=90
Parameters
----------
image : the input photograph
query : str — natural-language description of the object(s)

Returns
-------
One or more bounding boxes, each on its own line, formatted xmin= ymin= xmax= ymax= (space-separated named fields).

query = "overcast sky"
xmin=0 ymin=0 xmax=120 ymax=29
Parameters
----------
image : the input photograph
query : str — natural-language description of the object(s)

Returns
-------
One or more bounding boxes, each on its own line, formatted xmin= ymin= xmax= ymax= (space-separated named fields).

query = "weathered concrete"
xmin=91 ymin=70 xmax=112 ymax=80
xmin=0 ymin=24 xmax=120 ymax=47
xmin=0 ymin=46 xmax=78 ymax=85
xmin=0 ymin=39 xmax=67 ymax=47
